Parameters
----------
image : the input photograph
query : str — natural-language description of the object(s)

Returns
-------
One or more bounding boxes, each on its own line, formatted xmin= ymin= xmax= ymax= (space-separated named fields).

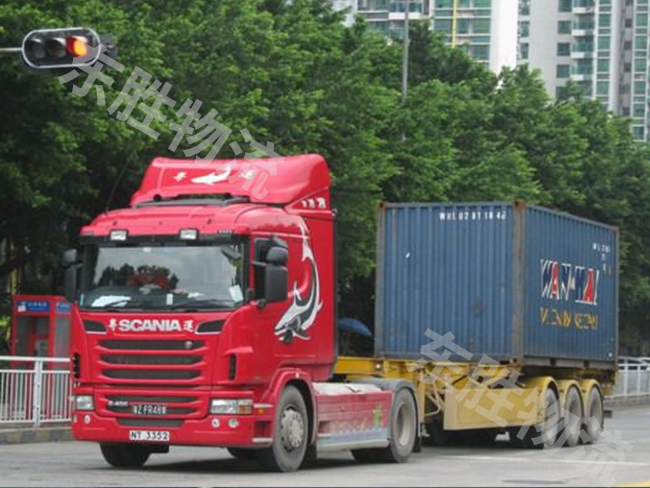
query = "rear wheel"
xmin=561 ymin=387 xmax=583 ymax=447
xmin=227 ymin=447 xmax=257 ymax=461
xmin=375 ymin=389 xmax=417 ymax=463
xmin=582 ymin=387 xmax=603 ymax=444
xmin=257 ymin=386 xmax=308 ymax=472
xmin=100 ymin=443 xmax=151 ymax=468
xmin=516 ymin=388 xmax=561 ymax=449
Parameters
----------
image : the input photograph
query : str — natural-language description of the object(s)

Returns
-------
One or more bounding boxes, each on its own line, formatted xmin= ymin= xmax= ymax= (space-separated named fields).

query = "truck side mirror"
xmin=264 ymin=265 xmax=288 ymax=303
xmin=62 ymin=249 xmax=80 ymax=302
xmin=266 ymin=246 xmax=288 ymax=266
xmin=62 ymin=249 xmax=79 ymax=267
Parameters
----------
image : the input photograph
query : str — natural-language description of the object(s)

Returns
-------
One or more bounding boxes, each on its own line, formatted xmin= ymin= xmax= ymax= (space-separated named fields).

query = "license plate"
xmin=131 ymin=403 xmax=167 ymax=416
xmin=129 ymin=430 xmax=169 ymax=442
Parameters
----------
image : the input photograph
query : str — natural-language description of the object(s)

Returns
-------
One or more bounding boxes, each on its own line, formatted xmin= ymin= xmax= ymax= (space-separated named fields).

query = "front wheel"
xmin=100 ymin=443 xmax=151 ymax=468
xmin=375 ymin=389 xmax=417 ymax=463
xmin=257 ymin=386 xmax=308 ymax=472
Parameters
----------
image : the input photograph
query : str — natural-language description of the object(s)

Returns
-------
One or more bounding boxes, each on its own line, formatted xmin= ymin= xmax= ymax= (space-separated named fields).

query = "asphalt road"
xmin=1 ymin=407 xmax=649 ymax=487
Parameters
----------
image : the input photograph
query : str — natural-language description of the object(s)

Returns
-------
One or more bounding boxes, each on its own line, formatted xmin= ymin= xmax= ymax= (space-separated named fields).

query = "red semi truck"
xmin=64 ymin=154 xmax=615 ymax=472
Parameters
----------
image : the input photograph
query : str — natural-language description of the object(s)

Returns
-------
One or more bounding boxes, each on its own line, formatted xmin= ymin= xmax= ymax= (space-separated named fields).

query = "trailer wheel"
xmin=257 ymin=386 xmax=308 ymax=472
xmin=375 ymin=389 xmax=417 ymax=463
xmin=227 ymin=448 xmax=257 ymax=461
xmin=582 ymin=387 xmax=603 ymax=444
xmin=526 ymin=387 xmax=561 ymax=448
xmin=561 ymin=387 xmax=583 ymax=447
xmin=100 ymin=443 xmax=150 ymax=468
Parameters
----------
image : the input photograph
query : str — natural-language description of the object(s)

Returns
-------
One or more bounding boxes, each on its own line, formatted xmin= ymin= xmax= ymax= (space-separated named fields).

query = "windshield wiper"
xmin=169 ymin=298 xmax=235 ymax=311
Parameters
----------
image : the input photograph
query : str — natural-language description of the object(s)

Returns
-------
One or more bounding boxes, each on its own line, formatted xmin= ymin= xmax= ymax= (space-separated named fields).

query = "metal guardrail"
xmin=611 ymin=362 xmax=650 ymax=398
xmin=0 ymin=356 xmax=71 ymax=427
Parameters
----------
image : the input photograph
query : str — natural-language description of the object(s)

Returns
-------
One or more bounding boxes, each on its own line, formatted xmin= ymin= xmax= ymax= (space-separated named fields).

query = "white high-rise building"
xmin=345 ymin=0 xmax=519 ymax=73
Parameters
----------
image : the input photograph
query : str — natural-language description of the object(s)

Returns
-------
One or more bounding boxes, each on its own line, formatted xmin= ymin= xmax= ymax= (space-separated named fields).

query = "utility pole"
xmin=401 ymin=0 xmax=410 ymax=104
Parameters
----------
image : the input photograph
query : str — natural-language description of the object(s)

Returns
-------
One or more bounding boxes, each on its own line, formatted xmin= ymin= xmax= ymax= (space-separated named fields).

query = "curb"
xmin=0 ymin=426 xmax=72 ymax=444
xmin=605 ymin=394 xmax=650 ymax=409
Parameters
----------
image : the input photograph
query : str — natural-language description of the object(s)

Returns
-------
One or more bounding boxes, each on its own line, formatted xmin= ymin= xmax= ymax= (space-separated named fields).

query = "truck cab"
xmin=66 ymin=155 xmax=416 ymax=472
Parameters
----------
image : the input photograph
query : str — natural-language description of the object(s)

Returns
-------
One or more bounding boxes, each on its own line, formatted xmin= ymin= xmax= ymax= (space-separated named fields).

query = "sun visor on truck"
xmin=129 ymin=154 xmax=331 ymax=207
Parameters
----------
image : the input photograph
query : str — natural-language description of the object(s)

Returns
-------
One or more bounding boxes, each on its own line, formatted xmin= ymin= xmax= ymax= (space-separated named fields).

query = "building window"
xmin=559 ymin=0 xmax=572 ymax=12
xmin=637 ymin=13 xmax=649 ymax=27
xmin=597 ymin=81 xmax=609 ymax=95
xmin=370 ymin=21 xmax=389 ymax=34
xmin=557 ymin=64 xmax=571 ymax=78
xmin=556 ymin=86 xmax=566 ymax=98
xmin=632 ymin=126 xmax=645 ymax=140
xmin=457 ymin=18 xmax=471 ymax=34
xmin=635 ymin=36 xmax=648 ymax=50
xmin=520 ymin=0 xmax=530 ymax=16
xmin=634 ymin=81 xmax=646 ymax=95
xmin=558 ymin=21 xmax=571 ymax=34
xmin=475 ymin=18 xmax=491 ymax=34
xmin=436 ymin=0 xmax=453 ymax=7
xmin=599 ymin=14 xmax=611 ymax=28
xmin=557 ymin=42 xmax=571 ymax=56
xmin=434 ymin=19 xmax=453 ymax=33
xmin=597 ymin=58 xmax=609 ymax=71
xmin=575 ymin=58 xmax=593 ymax=74
xmin=520 ymin=43 xmax=529 ymax=60
xmin=635 ymin=58 xmax=647 ymax=71
xmin=598 ymin=36 xmax=611 ymax=50
xmin=469 ymin=44 xmax=490 ymax=60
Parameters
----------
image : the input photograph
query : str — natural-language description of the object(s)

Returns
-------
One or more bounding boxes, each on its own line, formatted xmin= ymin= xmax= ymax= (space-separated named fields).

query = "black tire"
xmin=257 ymin=386 xmax=308 ymax=472
xmin=227 ymin=447 xmax=258 ymax=461
xmin=351 ymin=448 xmax=379 ymax=463
xmin=508 ymin=429 xmax=527 ymax=448
xmin=532 ymin=388 xmax=561 ymax=448
xmin=422 ymin=416 xmax=450 ymax=447
xmin=100 ymin=443 xmax=151 ymax=468
xmin=582 ymin=387 xmax=603 ymax=444
xmin=513 ymin=388 xmax=561 ymax=449
xmin=375 ymin=389 xmax=417 ymax=463
xmin=301 ymin=444 xmax=318 ymax=468
xmin=561 ymin=387 xmax=583 ymax=447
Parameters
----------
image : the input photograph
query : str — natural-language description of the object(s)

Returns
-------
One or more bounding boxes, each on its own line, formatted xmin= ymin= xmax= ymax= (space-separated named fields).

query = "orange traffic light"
xmin=67 ymin=37 xmax=88 ymax=57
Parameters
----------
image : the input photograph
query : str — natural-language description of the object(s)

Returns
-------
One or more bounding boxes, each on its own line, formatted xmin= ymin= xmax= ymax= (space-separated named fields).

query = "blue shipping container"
xmin=375 ymin=202 xmax=618 ymax=369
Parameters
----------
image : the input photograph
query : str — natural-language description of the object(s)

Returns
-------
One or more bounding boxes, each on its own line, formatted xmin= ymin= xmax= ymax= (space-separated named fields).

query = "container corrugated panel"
xmin=375 ymin=202 xmax=618 ymax=368
xmin=523 ymin=206 xmax=618 ymax=364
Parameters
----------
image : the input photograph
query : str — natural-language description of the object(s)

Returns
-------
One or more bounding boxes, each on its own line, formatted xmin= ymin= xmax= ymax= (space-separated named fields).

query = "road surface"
xmin=1 ymin=406 xmax=649 ymax=487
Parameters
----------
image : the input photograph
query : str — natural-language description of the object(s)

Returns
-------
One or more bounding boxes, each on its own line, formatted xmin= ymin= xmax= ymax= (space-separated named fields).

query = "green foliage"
xmin=0 ymin=0 xmax=648 ymax=352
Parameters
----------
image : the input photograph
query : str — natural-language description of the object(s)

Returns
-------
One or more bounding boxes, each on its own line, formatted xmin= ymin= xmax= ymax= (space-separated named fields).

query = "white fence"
xmin=611 ymin=362 xmax=650 ymax=398
xmin=0 ymin=356 xmax=71 ymax=427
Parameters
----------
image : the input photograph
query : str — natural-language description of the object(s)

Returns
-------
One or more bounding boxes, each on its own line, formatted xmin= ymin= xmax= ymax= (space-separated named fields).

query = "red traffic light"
xmin=21 ymin=28 xmax=100 ymax=69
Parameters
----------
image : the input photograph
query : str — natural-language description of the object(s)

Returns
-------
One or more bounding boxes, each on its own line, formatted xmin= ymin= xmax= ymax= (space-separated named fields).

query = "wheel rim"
xmin=588 ymin=393 xmax=603 ymax=436
xmin=280 ymin=406 xmax=305 ymax=452
xmin=540 ymin=390 xmax=560 ymax=447
xmin=395 ymin=401 xmax=415 ymax=447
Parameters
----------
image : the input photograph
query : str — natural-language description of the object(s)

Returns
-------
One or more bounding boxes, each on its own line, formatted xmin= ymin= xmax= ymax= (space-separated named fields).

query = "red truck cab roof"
xmin=81 ymin=154 xmax=331 ymax=238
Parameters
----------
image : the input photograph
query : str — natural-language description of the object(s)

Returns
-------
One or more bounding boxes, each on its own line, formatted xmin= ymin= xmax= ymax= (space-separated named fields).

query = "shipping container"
xmin=375 ymin=201 xmax=618 ymax=369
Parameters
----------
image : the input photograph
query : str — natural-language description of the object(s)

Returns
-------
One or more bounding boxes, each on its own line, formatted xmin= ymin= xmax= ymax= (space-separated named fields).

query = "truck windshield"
xmin=79 ymin=242 xmax=245 ymax=311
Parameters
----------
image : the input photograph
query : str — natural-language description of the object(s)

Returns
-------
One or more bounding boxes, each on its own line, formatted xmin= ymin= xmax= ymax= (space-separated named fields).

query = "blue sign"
xmin=55 ymin=302 xmax=71 ymax=314
xmin=16 ymin=300 xmax=50 ymax=313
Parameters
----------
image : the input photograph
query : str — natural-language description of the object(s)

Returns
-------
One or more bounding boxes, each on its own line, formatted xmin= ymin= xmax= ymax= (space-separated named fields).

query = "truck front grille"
xmin=96 ymin=339 xmax=208 ymax=384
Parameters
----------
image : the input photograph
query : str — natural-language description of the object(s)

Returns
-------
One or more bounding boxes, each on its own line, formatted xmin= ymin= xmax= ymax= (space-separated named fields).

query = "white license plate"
xmin=131 ymin=403 xmax=167 ymax=416
xmin=129 ymin=430 xmax=169 ymax=442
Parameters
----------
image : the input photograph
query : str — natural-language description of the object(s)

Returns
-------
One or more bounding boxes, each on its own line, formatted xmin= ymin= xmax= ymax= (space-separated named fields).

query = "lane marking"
xmin=443 ymin=455 xmax=650 ymax=467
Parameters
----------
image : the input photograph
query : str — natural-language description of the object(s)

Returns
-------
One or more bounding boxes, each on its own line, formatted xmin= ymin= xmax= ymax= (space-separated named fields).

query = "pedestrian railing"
xmin=0 ymin=356 xmax=71 ymax=427
xmin=611 ymin=363 xmax=650 ymax=398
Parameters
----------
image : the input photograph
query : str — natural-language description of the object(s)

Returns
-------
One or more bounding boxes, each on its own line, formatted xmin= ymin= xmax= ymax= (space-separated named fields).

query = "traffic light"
xmin=21 ymin=27 xmax=101 ymax=70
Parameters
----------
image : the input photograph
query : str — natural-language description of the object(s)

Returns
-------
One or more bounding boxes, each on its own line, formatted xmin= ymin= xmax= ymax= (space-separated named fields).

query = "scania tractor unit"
xmin=64 ymin=154 xmax=618 ymax=472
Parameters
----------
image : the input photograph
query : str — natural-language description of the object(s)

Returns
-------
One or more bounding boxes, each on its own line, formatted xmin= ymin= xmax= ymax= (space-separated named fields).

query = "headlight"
xmin=210 ymin=398 xmax=253 ymax=415
xmin=74 ymin=395 xmax=94 ymax=411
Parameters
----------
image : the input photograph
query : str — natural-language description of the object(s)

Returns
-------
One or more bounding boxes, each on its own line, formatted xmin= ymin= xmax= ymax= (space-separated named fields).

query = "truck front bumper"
xmin=71 ymin=411 xmax=273 ymax=447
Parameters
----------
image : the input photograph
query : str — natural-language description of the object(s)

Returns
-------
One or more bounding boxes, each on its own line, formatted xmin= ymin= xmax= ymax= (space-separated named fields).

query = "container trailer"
xmin=63 ymin=155 xmax=617 ymax=471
